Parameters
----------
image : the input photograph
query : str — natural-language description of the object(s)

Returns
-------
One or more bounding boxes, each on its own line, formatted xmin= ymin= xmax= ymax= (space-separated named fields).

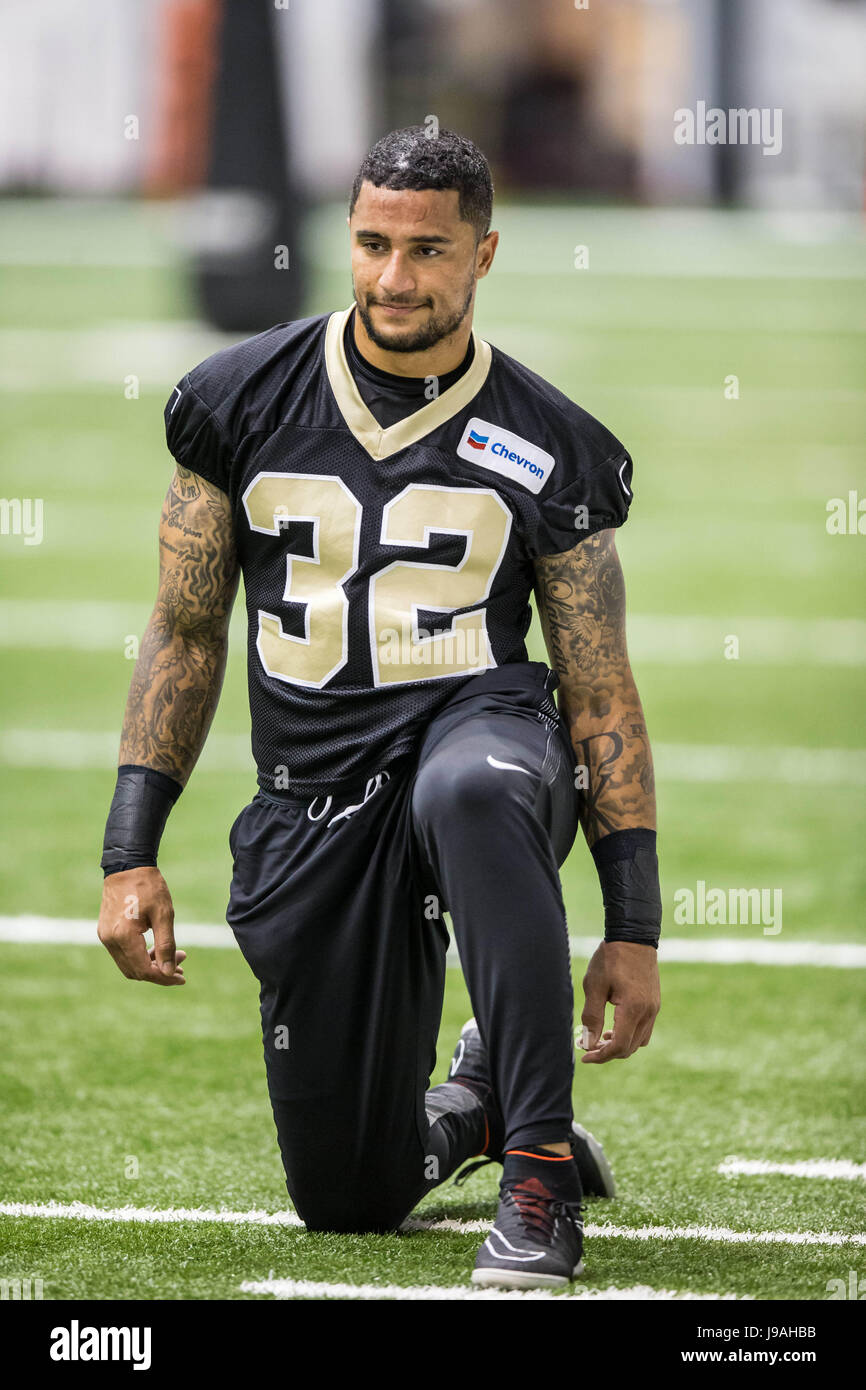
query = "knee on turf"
xmin=293 ymin=1183 xmax=415 ymax=1235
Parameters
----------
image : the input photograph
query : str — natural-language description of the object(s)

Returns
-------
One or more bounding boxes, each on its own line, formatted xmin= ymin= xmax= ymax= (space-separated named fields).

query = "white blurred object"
xmin=637 ymin=0 xmax=866 ymax=210
xmin=0 ymin=0 xmax=863 ymax=211
xmin=273 ymin=0 xmax=378 ymax=198
xmin=0 ymin=0 xmax=156 ymax=191
xmin=0 ymin=0 xmax=378 ymax=199
xmin=737 ymin=0 xmax=866 ymax=211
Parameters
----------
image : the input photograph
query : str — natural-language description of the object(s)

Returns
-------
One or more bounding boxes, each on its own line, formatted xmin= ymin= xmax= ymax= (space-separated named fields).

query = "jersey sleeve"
xmin=163 ymin=372 xmax=234 ymax=495
xmin=526 ymin=445 xmax=634 ymax=559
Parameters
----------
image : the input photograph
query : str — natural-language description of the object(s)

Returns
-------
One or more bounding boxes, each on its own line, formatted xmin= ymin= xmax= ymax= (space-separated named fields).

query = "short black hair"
xmin=349 ymin=126 xmax=494 ymax=242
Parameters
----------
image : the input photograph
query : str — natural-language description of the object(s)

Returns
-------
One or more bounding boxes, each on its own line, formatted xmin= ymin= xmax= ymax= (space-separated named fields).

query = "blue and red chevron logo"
xmin=466 ymin=429 xmax=489 ymax=451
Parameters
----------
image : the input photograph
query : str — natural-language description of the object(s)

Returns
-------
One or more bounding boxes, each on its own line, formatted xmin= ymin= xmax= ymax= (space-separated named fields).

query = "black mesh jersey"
xmin=164 ymin=304 xmax=634 ymax=796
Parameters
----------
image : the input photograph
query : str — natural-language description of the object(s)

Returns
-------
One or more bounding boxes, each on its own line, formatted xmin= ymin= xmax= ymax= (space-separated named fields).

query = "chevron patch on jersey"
xmin=456 ymin=417 xmax=556 ymax=495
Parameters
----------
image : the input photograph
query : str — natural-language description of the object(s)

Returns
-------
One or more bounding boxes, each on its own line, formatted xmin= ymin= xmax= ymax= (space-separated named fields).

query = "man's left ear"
xmin=476 ymin=229 xmax=499 ymax=278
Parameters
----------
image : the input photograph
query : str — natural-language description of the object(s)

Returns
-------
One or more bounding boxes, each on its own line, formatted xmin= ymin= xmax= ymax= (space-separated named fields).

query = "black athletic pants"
xmin=227 ymin=661 xmax=580 ymax=1232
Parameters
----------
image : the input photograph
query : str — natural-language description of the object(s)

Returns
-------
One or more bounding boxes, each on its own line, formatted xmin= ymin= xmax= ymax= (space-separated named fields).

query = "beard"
xmin=352 ymin=274 xmax=475 ymax=354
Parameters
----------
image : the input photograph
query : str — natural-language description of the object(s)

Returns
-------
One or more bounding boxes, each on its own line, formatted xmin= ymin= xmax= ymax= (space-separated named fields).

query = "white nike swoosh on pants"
xmin=486 ymin=755 xmax=532 ymax=776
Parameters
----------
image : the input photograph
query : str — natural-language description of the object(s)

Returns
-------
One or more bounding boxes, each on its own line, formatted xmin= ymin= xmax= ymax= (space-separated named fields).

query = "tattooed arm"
xmin=97 ymin=466 xmax=238 ymax=987
xmin=533 ymin=527 xmax=655 ymax=847
xmin=119 ymin=465 xmax=239 ymax=783
xmin=534 ymin=528 xmax=660 ymax=1064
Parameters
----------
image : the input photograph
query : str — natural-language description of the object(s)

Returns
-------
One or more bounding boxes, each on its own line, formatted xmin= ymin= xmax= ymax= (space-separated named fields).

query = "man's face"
xmin=349 ymin=183 xmax=495 ymax=354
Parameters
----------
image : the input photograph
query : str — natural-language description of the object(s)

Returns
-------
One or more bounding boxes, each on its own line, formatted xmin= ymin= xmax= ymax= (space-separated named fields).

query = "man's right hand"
xmin=97 ymin=867 xmax=186 ymax=986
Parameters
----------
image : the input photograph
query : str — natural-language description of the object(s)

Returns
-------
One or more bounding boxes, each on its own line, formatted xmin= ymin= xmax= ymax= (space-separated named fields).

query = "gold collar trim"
xmin=324 ymin=304 xmax=492 ymax=461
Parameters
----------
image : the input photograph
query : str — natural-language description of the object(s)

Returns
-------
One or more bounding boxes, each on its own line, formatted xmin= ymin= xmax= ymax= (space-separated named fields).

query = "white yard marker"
xmin=2 ymin=600 xmax=865 ymax=671
xmin=415 ymin=1217 xmax=866 ymax=1247
xmin=239 ymin=1278 xmax=746 ymax=1301
xmin=2 ymin=725 xmax=864 ymax=787
xmin=0 ymin=917 xmax=237 ymax=949
xmin=1 ymin=1202 xmax=863 ymax=1248
xmin=403 ymin=1216 xmax=491 ymax=1235
xmin=3 ymin=916 xmax=865 ymax=969
xmin=0 ymin=729 xmax=253 ymax=773
xmin=644 ymin=939 xmax=866 ymax=968
xmin=0 ymin=1201 xmax=303 ymax=1227
xmin=628 ymin=616 xmax=866 ymax=669
xmin=719 ymin=1157 xmax=866 ymax=1182
xmin=582 ymin=1223 xmax=866 ymax=1247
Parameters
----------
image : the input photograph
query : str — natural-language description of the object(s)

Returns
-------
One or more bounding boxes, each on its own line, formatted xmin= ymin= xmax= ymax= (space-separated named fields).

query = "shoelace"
xmin=306 ymin=770 xmax=391 ymax=829
xmin=504 ymin=1178 xmax=585 ymax=1244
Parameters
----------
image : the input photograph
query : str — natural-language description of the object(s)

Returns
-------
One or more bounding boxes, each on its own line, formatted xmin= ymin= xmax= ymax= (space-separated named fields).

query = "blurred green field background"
xmin=1 ymin=200 xmax=863 ymax=939
xmin=0 ymin=201 xmax=864 ymax=1300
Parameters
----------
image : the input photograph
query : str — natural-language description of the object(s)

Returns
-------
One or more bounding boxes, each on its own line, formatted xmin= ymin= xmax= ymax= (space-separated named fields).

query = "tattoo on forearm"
xmin=535 ymin=530 xmax=656 ymax=844
xmin=119 ymin=466 xmax=238 ymax=784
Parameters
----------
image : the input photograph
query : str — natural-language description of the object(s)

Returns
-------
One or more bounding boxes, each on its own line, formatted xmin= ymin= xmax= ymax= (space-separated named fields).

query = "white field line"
xmin=416 ymin=1218 xmax=866 ymax=1248
xmin=2 ymin=1202 xmax=863 ymax=1250
xmin=719 ymin=1158 xmax=866 ymax=1181
xmin=645 ymin=940 xmax=866 ymax=968
xmin=0 ymin=325 xmax=235 ymax=392
xmin=5 ymin=347 xmax=864 ymax=396
xmin=2 ymin=320 xmax=866 ymax=391
xmin=1 ymin=728 xmax=865 ymax=788
xmin=4 ymin=241 xmax=862 ymax=276
xmin=582 ymin=1224 xmax=866 ymax=1247
xmin=631 ymin=617 xmax=866 ymax=669
xmin=2 ymin=917 xmax=865 ymax=968
xmin=0 ymin=917 xmax=237 ymax=950
xmin=653 ymin=744 xmax=866 ymax=786
xmin=0 ymin=731 xmax=254 ymax=774
xmin=0 ymin=916 xmax=238 ymax=948
xmin=2 ymin=202 xmax=865 ymax=276
xmin=0 ymin=1201 xmax=304 ymax=1227
xmin=5 ymin=227 xmax=866 ymax=283
xmin=0 ymin=250 xmax=171 ymax=268
xmin=238 ymin=1277 xmax=745 ymax=1301
xmin=1 ymin=601 xmax=864 ymax=670
xmin=0 ymin=600 xmax=154 ymax=650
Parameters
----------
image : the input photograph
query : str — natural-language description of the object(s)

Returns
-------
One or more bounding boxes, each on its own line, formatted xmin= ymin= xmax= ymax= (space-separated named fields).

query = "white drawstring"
xmin=308 ymin=770 xmax=390 ymax=829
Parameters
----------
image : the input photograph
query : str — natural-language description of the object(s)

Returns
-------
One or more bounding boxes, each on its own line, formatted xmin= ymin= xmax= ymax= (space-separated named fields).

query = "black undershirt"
xmin=344 ymin=307 xmax=474 ymax=429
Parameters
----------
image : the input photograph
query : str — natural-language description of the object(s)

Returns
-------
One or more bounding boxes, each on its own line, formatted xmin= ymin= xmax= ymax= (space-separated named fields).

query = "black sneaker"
xmin=446 ymin=1018 xmax=505 ymax=1159
xmin=569 ymin=1121 xmax=617 ymax=1199
xmin=450 ymin=1018 xmax=616 ymax=1198
xmin=472 ymin=1174 xmax=585 ymax=1290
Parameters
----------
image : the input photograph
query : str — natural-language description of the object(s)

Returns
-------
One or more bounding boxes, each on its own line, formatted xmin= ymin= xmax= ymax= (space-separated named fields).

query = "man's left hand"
xmin=579 ymin=941 xmax=660 ymax=1063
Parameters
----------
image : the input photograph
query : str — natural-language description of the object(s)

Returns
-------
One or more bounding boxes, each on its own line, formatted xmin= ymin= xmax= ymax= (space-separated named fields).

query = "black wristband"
xmin=101 ymin=765 xmax=183 ymax=877
xmin=590 ymin=828 xmax=662 ymax=949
